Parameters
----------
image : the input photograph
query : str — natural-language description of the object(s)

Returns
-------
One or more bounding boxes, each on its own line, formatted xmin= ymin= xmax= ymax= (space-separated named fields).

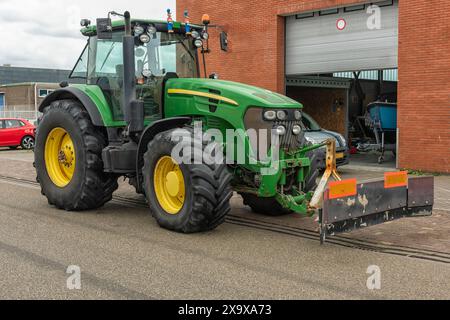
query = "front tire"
xmin=142 ymin=127 xmax=233 ymax=233
xmin=34 ymin=99 xmax=118 ymax=211
xmin=240 ymin=194 xmax=291 ymax=216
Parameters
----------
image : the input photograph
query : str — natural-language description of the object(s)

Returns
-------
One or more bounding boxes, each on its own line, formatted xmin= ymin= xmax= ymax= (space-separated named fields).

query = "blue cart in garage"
xmin=357 ymin=102 xmax=397 ymax=164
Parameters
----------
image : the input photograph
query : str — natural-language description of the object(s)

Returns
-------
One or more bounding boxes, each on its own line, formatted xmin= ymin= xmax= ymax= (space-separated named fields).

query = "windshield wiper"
xmin=100 ymin=42 xmax=116 ymax=71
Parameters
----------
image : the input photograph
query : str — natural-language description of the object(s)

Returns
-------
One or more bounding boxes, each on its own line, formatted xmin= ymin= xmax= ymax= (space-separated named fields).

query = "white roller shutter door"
xmin=286 ymin=1 xmax=398 ymax=75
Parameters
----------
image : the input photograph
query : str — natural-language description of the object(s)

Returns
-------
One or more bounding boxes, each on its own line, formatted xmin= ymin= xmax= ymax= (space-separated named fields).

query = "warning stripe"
xmin=328 ymin=179 xmax=357 ymax=199
xmin=385 ymin=171 xmax=408 ymax=189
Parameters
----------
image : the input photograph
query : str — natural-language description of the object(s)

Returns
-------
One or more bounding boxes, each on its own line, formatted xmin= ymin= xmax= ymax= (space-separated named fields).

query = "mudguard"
xmin=39 ymin=87 xmax=104 ymax=126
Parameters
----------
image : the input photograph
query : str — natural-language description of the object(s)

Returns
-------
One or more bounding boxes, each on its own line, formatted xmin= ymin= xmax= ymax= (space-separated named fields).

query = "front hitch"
xmin=310 ymin=139 xmax=342 ymax=210
xmin=275 ymin=139 xmax=340 ymax=216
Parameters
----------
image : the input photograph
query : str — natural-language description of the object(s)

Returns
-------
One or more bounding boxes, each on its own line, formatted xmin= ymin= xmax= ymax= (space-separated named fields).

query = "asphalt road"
xmin=0 ymin=149 xmax=449 ymax=299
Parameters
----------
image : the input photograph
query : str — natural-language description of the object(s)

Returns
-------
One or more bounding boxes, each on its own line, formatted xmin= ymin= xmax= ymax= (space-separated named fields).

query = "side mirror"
xmin=220 ymin=32 xmax=228 ymax=52
xmin=96 ymin=18 xmax=113 ymax=40
xmin=209 ymin=73 xmax=219 ymax=80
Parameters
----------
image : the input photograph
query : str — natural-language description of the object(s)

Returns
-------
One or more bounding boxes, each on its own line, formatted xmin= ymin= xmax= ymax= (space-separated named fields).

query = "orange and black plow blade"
xmin=319 ymin=174 xmax=434 ymax=244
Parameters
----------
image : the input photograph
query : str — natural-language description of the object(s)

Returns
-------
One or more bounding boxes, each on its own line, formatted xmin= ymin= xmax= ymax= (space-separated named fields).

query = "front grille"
xmin=244 ymin=108 xmax=305 ymax=157
xmin=274 ymin=120 xmax=304 ymax=152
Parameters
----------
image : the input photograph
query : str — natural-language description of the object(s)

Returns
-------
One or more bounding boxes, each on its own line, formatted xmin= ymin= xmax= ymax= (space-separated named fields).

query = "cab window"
xmin=70 ymin=42 xmax=89 ymax=79
xmin=87 ymin=32 xmax=125 ymax=121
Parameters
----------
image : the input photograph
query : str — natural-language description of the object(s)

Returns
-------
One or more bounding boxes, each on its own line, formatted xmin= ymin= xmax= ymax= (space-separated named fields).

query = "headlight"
xmin=293 ymin=125 xmax=302 ymax=135
xmin=134 ymin=25 xmax=145 ymax=36
xmin=202 ymin=32 xmax=209 ymax=40
xmin=194 ymin=39 xmax=203 ymax=48
xmin=294 ymin=111 xmax=302 ymax=120
xmin=275 ymin=126 xmax=286 ymax=136
xmin=277 ymin=111 xmax=287 ymax=121
xmin=139 ymin=34 xmax=151 ymax=43
xmin=191 ymin=30 xmax=200 ymax=39
xmin=264 ymin=110 xmax=277 ymax=121
xmin=147 ymin=26 xmax=157 ymax=35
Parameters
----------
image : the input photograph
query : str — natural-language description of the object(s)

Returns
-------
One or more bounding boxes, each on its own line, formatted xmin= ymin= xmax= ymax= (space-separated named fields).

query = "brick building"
xmin=178 ymin=0 xmax=450 ymax=173
xmin=0 ymin=82 xmax=60 ymax=114
xmin=0 ymin=66 xmax=81 ymax=121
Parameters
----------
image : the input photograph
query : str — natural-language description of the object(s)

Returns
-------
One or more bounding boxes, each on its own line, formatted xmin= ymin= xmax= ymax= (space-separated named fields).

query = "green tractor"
xmin=34 ymin=11 xmax=433 ymax=239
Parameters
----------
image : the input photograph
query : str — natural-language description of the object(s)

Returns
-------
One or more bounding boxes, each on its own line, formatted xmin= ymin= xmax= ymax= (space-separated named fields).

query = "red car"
xmin=0 ymin=118 xmax=36 ymax=150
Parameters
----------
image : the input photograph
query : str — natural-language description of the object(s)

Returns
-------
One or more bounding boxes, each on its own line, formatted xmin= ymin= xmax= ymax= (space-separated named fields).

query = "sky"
xmin=0 ymin=0 xmax=176 ymax=70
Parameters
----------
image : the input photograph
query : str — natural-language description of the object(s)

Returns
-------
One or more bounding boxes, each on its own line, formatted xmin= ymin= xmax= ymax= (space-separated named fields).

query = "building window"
xmin=38 ymin=89 xmax=54 ymax=98
xmin=344 ymin=4 xmax=366 ymax=12
xmin=295 ymin=12 xmax=315 ymax=19
xmin=319 ymin=8 xmax=339 ymax=16
xmin=376 ymin=0 xmax=394 ymax=8
xmin=333 ymin=69 xmax=398 ymax=82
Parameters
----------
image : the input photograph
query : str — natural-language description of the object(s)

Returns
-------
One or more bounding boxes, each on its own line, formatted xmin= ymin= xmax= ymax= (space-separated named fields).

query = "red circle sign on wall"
xmin=336 ymin=18 xmax=347 ymax=30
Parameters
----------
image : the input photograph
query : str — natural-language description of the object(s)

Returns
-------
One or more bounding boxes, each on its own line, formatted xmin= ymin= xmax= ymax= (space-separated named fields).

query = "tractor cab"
xmin=70 ymin=12 xmax=206 ymax=124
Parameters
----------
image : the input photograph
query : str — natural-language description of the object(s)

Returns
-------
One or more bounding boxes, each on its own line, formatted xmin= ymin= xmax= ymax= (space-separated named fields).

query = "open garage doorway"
xmin=285 ymin=0 xmax=399 ymax=169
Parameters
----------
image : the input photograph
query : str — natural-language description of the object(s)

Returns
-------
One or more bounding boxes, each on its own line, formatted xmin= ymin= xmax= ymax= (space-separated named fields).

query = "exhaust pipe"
xmin=122 ymin=11 xmax=144 ymax=136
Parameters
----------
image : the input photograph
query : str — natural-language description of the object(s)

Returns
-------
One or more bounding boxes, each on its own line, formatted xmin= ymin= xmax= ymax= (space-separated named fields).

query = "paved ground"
xmin=349 ymin=151 xmax=397 ymax=171
xmin=0 ymin=148 xmax=449 ymax=299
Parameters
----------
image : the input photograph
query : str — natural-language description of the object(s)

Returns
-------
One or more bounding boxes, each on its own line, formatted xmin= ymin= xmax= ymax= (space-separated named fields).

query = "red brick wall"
xmin=397 ymin=0 xmax=450 ymax=173
xmin=178 ymin=0 xmax=450 ymax=173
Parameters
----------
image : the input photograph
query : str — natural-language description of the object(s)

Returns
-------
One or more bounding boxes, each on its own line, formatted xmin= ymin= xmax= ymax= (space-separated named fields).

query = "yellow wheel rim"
xmin=45 ymin=128 xmax=76 ymax=188
xmin=153 ymin=156 xmax=186 ymax=215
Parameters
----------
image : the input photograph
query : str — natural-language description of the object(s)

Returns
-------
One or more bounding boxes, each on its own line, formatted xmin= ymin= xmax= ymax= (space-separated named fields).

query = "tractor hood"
xmin=165 ymin=78 xmax=302 ymax=109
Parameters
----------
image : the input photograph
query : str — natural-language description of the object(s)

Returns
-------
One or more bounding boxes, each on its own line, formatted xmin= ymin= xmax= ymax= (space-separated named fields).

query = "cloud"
xmin=0 ymin=0 xmax=176 ymax=69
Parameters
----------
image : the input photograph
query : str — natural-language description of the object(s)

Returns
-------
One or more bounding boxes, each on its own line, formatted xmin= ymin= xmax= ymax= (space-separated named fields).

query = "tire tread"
xmin=36 ymin=99 xmax=118 ymax=211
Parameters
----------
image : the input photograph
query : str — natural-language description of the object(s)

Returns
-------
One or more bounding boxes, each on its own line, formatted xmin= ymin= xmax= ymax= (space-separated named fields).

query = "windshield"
xmin=85 ymin=31 xmax=198 ymax=81
xmin=136 ymin=32 xmax=198 ymax=78
xmin=302 ymin=113 xmax=322 ymax=131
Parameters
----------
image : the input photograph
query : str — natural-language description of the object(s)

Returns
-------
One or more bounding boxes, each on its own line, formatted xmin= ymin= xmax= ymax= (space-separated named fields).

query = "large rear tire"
xmin=142 ymin=127 xmax=233 ymax=233
xmin=34 ymin=99 xmax=118 ymax=211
